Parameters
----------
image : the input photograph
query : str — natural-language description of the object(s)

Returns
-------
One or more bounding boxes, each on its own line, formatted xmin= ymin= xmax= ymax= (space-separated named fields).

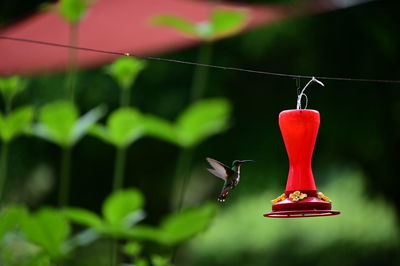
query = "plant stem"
xmin=110 ymin=238 xmax=118 ymax=266
xmin=173 ymin=44 xmax=213 ymax=211
xmin=190 ymin=42 xmax=213 ymax=102
xmin=113 ymin=147 xmax=127 ymax=191
xmin=120 ymin=87 xmax=131 ymax=107
xmin=0 ymin=142 xmax=9 ymax=202
xmin=58 ymin=147 xmax=72 ymax=206
xmin=0 ymin=100 xmax=12 ymax=202
xmin=110 ymin=149 xmax=127 ymax=266
xmin=66 ymin=24 xmax=79 ymax=102
xmin=174 ymin=147 xmax=194 ymax=211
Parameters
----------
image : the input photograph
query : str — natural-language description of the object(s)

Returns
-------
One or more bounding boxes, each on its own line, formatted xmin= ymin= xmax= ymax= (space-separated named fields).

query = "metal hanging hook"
xmin=296 ymin=77 xmax=324 ymax=109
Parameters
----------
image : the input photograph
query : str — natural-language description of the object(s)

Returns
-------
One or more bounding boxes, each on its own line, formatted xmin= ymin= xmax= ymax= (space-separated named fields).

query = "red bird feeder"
xmin=264 ymin=109 xmax=340 ymax=218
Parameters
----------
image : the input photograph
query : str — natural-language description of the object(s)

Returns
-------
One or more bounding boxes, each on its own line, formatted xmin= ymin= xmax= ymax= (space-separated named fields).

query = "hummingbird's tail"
xmin=218 ymin=187 xmax=231 ymax=202
xmin=218 ymin=194 xmax=227 ymax=202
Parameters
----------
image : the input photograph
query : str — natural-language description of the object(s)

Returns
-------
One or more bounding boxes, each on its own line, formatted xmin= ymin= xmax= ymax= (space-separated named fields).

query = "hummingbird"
xmin=206 ymin=158 xmax=254 ymax=202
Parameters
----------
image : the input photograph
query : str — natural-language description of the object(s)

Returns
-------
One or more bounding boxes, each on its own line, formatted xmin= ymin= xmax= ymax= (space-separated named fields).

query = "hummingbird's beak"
xmin=239 ymin=160 xmax=254 ymax=163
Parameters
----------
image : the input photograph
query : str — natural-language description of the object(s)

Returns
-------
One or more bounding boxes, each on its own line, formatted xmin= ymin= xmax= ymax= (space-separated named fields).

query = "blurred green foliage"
xmin=58 ymin=0 xmax=88 ymax=24
xmin=32 ymin=101 xmax=105 ymax=148
xmin=64 ymin=189 xmax=217 ymax=247
xmin=0 ymin=0 xmax=400 ymax=266
xmin=151 ymin=254 xmax=174 ymax=266
xmin=102 ymin=188 xmax=144 ymax=229
xmin=106 ymin=57 xmax=146 ymax=91
xmin=0 ymin=189 xmax=216 ymax=265
xmin=153 ymin=8 xmax=248 ymax=41
xmin=22 ymin=208 xmax=71 ymax=261
xmin=0 ymin=76 xmax=27 ymax=108
xmin=130 ymin=203 xmax=217 ymax=246
xmin=0 ymin=106 xmax=33 ymax=143
xmin=145 ymin=98 xmax=231 ymax=148
xmin=64 ymin=189 xmax=145 ymax=236
xmin=90 ymin=108 xmax=144 ymax=149
xmin=0 ymin=206 xmax=27 ymax=240
xmin=188 ymin=169 xmax=400 ymax=266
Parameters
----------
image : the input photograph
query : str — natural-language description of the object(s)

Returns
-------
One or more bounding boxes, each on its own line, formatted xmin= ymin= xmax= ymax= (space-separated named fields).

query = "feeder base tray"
xmin=265 ymin=191 xmax=340 ymax=218
xmin=264 ymin=209 xmax=340 ymax=218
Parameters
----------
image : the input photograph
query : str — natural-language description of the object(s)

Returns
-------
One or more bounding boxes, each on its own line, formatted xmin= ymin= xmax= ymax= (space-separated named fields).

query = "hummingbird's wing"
xmin=206 ymin=157 xmax=234 ymax=181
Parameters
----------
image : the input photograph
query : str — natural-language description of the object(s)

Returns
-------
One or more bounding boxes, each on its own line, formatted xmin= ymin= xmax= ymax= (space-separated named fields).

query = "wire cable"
xmin=1 ymin=35 xmax=399 ymax=84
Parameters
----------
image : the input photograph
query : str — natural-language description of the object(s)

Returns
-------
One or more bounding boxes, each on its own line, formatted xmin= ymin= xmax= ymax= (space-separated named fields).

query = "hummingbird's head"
xmin=232 ymin=160 xmax=254 ymax=167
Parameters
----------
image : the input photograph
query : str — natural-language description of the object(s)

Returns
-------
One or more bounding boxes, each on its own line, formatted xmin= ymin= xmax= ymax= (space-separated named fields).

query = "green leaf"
xmin=36 ymin=101 xmax=78 ymax=147
xmin=59 ymin=0 xmax=88 ymax=24
xmin=209 ymin=9 xmax=248 ymax=39
xmin=135 ymin=258 xmax=149 ymax=266
xmin=0 ymin=75 xmax=27 ymax=105
xmin=153 ymin=10 xmax=247 ymax=41
xmin=159 ymin=203 xmax=216 ymax=246
xmin=22 ymin=208 xmax=70 ymax=259
xmin=0 ymin=205 xmax=28 ymax=241
xmin=89 ymin=124 xmax=110 ymax=144
xmin=143 ymin=99 xmax=232 ymax=147
xmin=195 ymin=22 xmax=213 ymax=39
xmin=151 ymin=254 xmax=173 ymax=266
xmin=62 ymin=208 xmax=104 ymax=231
xmin=176 ymin=98 xmax=231 ymax=147
xmin=124 ymin=205 xmax=216 ymax=246
xmin=152 ymin=15 xmax=197 ymax=36
xmin=143 ymin=115 xmax=177 ymax=144
xmin=25 ymin=253 xmax=52 ymax=266
xmin=107 ymin=108 xmax=144 ymax=148
xmin=102 ymin=189 xmax=144 ymax=230
xmin=123 ymin=241 xmax=142 ymax=257
xmin=90 ymin=108 xmax=144 ymax=148
xmin=106 ymin=57 xmax=146 ymax=90
xmin=125 ymin=225 xmax=162 ymax=242
xmin=34 ymin=101 xmax=103 ymax=147
xmin=0 ymin=106 xmax=34 ymax=142
xmin=67 ymin=228 xmax=99 ymax=248
xmin=71 ymin=105 xmax=106 ymax=145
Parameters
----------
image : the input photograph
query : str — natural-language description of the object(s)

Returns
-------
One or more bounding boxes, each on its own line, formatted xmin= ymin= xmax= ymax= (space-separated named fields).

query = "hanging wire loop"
xmin=296 ymin=77 xmax=324 ymax=110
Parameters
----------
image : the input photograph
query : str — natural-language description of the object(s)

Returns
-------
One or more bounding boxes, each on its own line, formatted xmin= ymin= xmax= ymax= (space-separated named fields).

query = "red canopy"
xmin=0 ymin=0 xmax=362 ymax=76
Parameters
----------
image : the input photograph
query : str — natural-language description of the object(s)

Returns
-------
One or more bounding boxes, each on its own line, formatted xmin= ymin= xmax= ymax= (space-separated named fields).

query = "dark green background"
xmin=1 ymin=0 xmax=399 ymax=265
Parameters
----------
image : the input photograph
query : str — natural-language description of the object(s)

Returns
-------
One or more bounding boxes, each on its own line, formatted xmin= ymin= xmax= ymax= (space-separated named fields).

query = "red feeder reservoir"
xmin=264 ymin=109 xmax=340 ymax=218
